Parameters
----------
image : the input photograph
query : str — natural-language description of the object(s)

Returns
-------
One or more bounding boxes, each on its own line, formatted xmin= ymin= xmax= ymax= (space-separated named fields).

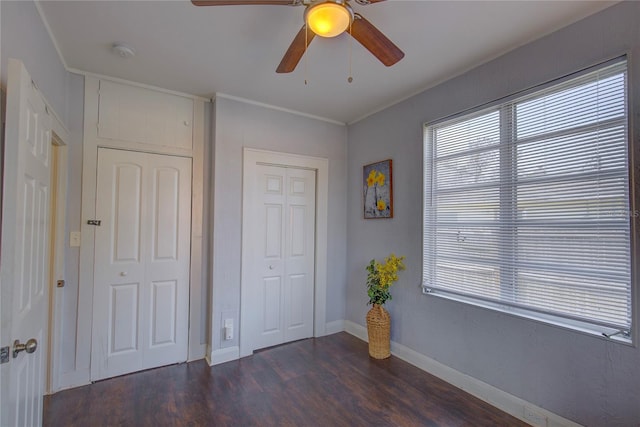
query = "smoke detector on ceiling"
xmin=111 ymin=43 xmax=136 ymax=58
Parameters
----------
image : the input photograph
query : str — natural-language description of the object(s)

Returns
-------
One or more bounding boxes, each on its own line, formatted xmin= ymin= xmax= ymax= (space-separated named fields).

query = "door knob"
xmin=269 ymin=265 xmax=274 ymax=270
xmin=13 ymin=338 xmax=37 ymax=358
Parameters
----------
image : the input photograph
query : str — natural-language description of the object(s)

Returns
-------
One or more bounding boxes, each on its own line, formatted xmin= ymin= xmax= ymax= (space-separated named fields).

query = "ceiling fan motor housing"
xmin=304 ymin=0 xmax=354 ymax=38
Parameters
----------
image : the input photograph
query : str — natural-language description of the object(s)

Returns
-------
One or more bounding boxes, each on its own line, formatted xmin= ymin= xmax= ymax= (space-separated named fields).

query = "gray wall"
xmin=1 ymin=0 xmax=69 ymax=125
xmin=210 ymin=96 xmax=348 ymax=351
xmin=346 ymin=2 xmax=640 ymax=425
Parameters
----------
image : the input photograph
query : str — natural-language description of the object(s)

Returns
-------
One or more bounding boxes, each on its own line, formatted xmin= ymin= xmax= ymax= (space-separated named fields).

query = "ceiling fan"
xmin=192 ymin=0 xmax=404 ymax=73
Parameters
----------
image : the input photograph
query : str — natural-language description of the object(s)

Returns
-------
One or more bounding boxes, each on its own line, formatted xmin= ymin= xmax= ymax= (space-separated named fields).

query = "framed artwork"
xmin=363 ymin=159 xmax=393 ymax=219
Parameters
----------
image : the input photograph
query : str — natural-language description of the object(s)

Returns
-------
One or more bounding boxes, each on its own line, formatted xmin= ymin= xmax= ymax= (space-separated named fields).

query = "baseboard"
xmin=54 ymin=369 xmax=91 ymax=393
xmin=188 ymin=343 xmax=207 ymax=362
xmin=343 ymin=321 xmax=580 ymax=427
xmin=345 ymin=320 xmax=368 ymax=341
xmin=325 ymin=319 xmax=345 ymax=335
xmin=206 ymin=320 xmax=346 ymax=366
xmin=208 ymin=346 xmax=240 ymax=366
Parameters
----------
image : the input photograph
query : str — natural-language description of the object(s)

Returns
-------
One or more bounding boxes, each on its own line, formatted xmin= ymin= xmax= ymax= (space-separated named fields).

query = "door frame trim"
xmin=240 ymin=148 xmax=329 ymax=357
xmin=47 ymin=135 xmax=68 ymax=395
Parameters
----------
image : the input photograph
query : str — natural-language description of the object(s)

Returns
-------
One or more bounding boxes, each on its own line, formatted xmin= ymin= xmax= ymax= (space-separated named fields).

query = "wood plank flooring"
xmin=44 ymin=332 xmax=527 ymax=426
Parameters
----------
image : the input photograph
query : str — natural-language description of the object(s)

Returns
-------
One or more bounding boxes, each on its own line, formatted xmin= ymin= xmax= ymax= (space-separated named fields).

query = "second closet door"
xmin=244 ymin=164 xmax=316 ymax=353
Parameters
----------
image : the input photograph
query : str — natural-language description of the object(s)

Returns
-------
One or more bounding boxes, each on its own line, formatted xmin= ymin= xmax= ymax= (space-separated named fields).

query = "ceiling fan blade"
xmin=354 ymin=0 xmax=386 ymax=4
xmin=192 ymin=0 xmax=298 ymax=6
xmin=276 ymin=25 xmax=315 ymax=73
xmin=350 ymin=13 xmax=404 ymax=67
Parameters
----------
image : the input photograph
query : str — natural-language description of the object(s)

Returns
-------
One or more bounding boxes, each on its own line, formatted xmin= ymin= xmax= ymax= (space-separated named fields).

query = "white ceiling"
xmin=37 ymin=0 xmax=616 ymax=123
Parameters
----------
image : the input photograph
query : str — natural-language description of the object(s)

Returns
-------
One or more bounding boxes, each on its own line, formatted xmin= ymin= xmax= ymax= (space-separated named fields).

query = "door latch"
xmin=87 ymin=220 xmax=102 ymax=226
xmin=0 ymin=346 xmax=9 ymax=364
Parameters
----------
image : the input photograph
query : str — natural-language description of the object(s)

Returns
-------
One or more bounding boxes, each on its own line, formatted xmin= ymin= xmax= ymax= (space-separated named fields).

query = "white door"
xmin=0 ymin=59 xmax=52 ymax=427
xmin=242 ymin=164 xmax=316 ymax=353
xmin=91 ymin=148 xmax=191 ymax=381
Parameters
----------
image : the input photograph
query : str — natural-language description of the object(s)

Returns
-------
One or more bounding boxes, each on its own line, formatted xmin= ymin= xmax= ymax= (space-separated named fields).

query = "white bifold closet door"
xmin=244 ymin=164 xmax=316 ymax=353
xmin=91 ymin=148 xmax=191 ymax=381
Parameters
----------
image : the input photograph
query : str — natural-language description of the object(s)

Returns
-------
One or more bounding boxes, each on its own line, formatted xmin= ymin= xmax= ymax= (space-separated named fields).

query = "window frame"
xmin=422 ymin=57 xmax=635 ymax=344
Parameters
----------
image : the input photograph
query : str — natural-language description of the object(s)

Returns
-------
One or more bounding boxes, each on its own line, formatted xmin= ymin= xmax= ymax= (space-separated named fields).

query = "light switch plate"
xmin=70 ymin=231 xmax=81 ymax=247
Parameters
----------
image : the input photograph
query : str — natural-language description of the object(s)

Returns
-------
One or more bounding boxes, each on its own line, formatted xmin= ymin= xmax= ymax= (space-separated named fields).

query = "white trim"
xmin=47 ymin=142 xmax=67 ymax=394
xmin=32 ymin=73 xmax=69 ymax=395
xmin=34 ymin=0 xmax=342 ymax=126
xmin=347 ymin=35 xmax=557 ymax=125
xmin=325 ymin=320 xmax=345 ymax=335
xmin=425 ymin=290 xmax=632 ymax=345
xmin=208 ymin=346 xmax=240 ymax=366
xmin=34 ymin=1 xmax=69 ymax=70
xmin=46 ymin=101 xmax=70 ymax=143
xmin=215 ymin=93 xmax=345 ymax=126
xmin=344 ymin=321 xmax=580 ymax=427
xmin=69 ymin=68 xmax=210 ymax=102
xmin=240 ymin=148 xmax=329 ymax=358
xmin=345 ymin=26 xmax=585 ymax=126
xmin=56 ymin=369 xmax=90 ymax=393
xmin=344 ymin=320 xmax=368 ymax=342
xmin=348 ymin=39 xmax=627 ymax=126
xmin=34 ymin=1 xmax=210 ymax=106
xmin=76 ymin=77 xmax=101 ymax=381
xmin=34 ymin=0 xmax=498 ymax=128
xmin=188 ymin=99 xmax=207 ymax=362
xmin=347 ymin=72 xmax=471 ymax=125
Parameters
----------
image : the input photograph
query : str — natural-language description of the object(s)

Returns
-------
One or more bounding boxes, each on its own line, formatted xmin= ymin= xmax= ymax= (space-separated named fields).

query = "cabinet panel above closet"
xmin=97 ymin=80 xmax=193 ymax=152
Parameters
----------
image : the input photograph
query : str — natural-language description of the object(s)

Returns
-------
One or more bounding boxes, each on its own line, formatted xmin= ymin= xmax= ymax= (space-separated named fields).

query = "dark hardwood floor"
xmin=44 ymin=332 xmax=527 ymax=426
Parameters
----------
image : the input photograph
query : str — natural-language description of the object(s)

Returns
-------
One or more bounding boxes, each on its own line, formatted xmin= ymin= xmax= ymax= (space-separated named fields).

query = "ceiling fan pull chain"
xmin=348 ymin=20 xmax=353 ymax=83
xmin=304 ymin=24 xmax=308 ymax=85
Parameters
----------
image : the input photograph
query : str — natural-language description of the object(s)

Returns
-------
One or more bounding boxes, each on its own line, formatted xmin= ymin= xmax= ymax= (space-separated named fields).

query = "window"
xmin=423 ymin=59 xmax=631 ymax=340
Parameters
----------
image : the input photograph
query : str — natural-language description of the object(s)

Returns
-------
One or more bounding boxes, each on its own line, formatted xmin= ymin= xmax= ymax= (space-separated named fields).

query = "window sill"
xmin=422 ymin=287 xmax=633 ymax=346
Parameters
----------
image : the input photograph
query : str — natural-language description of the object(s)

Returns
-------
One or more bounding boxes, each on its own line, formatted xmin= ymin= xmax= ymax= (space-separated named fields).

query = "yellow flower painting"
xmin=363 ymin=159 xmax=393 ymax=219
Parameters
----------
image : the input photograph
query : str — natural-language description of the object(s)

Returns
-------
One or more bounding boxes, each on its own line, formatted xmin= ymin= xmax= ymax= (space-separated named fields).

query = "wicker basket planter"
xmin=366 ymin=304 xmax=391 ymax=359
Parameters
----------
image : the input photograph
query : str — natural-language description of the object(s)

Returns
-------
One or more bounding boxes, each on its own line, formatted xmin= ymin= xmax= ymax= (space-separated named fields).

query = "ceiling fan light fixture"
xmin=305 ymin=2 xmax=352 ymax=38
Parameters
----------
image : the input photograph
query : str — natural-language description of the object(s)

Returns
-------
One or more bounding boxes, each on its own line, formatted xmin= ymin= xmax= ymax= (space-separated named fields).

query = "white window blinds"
xmin=423 ymin=59 xmax=631 ymax=334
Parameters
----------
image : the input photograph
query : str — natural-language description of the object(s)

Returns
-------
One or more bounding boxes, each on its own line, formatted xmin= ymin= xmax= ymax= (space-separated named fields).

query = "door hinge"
xmin=0 ymin=346 xmax=9 ymax=364
xmin=87 ymin=220 xmax=102 ymax=226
